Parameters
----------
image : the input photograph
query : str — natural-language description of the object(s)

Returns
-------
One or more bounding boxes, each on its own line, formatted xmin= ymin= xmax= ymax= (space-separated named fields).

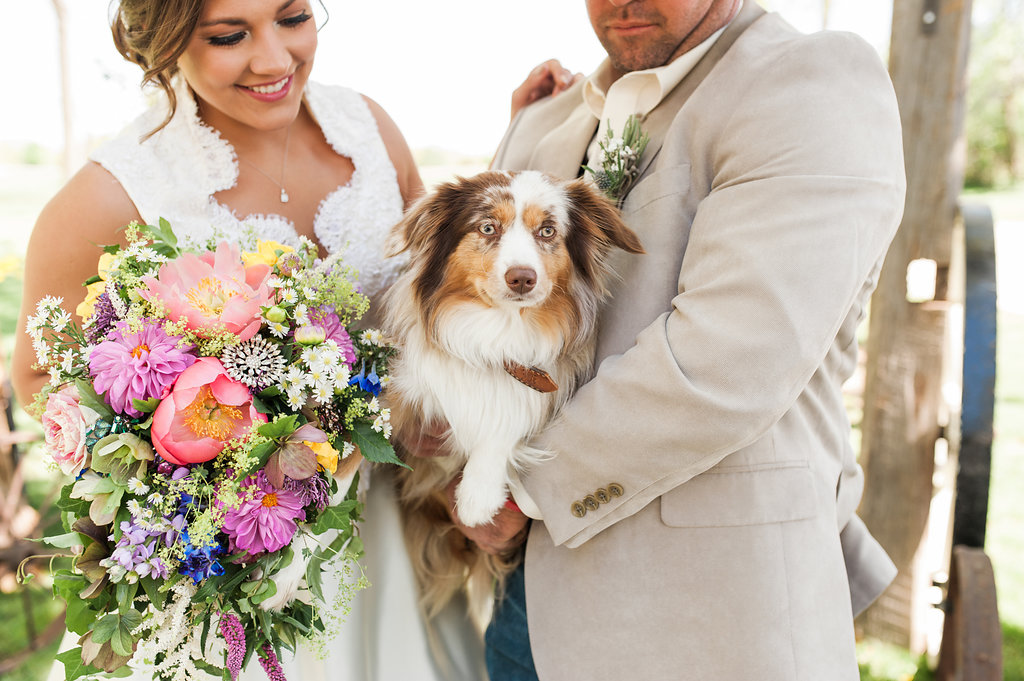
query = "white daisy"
xmin=293 ymin=303 xmax=310 ymax=326
xmin=127 ymin=477 xmax=150 ymax=496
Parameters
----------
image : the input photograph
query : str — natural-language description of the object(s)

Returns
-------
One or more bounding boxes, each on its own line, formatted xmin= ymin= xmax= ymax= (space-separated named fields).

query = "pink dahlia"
xmin=90 ymin=322 xmax=196 ymax=417
xmin=150 ymin=357 xmax=267 ymax=465
xmin=141 ymin=241 xmax=272 ymax=341
xmin=222 ymin=470 xmax=305 ymax=555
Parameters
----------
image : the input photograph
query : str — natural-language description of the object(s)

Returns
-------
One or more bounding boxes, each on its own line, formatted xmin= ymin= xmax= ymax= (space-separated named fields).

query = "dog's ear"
xmin=564 ymin=178 xmax=644 ymax=285
xmin=385 ymin=188 xmax=452 ymax=258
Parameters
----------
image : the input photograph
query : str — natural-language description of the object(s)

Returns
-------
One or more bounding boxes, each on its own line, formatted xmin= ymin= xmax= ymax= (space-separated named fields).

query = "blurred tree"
xmin=965 ymin=0 xmax=1024 ymax=187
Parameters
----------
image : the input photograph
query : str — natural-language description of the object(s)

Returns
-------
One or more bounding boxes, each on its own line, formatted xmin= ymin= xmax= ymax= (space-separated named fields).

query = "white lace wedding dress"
xmin=46 ymin=77 xmax=486 ymax=681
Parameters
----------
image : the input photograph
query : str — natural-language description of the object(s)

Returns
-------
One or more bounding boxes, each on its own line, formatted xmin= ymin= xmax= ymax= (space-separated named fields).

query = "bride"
xmin=12 ymin=0 xmax=491 ymax=678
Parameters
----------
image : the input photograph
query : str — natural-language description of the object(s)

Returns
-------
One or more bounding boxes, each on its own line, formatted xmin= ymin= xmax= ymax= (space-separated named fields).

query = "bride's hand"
xmin=447 ymin=477 xmax=529 ymax=556
xmin=511 ymin=59 xmax=583 ymax=120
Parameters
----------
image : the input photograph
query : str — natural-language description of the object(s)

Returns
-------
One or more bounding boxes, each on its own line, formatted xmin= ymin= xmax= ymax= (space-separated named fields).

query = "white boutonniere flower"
xmin=583 ymin=114 xmax=650 ymax=206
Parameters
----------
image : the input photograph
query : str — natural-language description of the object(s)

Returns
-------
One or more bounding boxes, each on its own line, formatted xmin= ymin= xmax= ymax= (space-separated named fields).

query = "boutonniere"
xmin=583 ymin=114 xmax=650 ymax=207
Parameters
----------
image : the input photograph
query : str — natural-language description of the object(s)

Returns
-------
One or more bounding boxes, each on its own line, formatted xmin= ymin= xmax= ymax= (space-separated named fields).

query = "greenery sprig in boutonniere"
xmin=583 ymin=114 xmax=650 ymax=207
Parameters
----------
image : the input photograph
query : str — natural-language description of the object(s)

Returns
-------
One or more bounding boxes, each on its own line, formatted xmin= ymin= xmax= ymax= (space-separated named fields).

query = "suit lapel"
xmin=529 ymin=100 xmax=599 ymax=180
xmin=632 ymin=1 xmax=766 ymax=182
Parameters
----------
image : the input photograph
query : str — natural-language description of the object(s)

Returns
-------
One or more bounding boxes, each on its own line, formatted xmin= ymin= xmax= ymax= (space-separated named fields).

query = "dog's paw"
xmin=455 ymin=478 xmax=508 ymax=527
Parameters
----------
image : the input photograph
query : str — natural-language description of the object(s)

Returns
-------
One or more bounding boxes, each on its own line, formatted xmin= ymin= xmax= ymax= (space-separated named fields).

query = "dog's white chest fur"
xmin=389 ymin=308 xmax=564 ymax=526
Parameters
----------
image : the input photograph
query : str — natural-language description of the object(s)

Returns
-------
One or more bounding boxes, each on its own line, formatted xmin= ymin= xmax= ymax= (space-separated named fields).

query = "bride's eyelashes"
xmin=206 ymin=12 xmax=313 ymax=47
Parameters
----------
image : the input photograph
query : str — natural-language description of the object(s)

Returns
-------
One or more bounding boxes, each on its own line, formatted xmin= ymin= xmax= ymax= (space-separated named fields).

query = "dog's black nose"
xmin=505 ymin=267 xmax=537 ymax=295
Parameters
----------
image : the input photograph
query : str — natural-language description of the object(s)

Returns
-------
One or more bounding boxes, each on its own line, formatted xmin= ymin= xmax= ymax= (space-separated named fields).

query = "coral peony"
xmin=150 ymin=357 xmax=266 ymax=465
xmin=89 ymin=321 xmax=195 ymax=417
xmin=222 ymin=471 xmax=304 ymax=555
xmin=141 ymin=241 xmax=272 ymax=341
xmin=42 ymin=385 xmax=89 ymax=477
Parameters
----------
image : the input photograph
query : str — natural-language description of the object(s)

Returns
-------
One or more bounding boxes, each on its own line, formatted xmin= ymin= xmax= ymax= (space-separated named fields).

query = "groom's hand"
xmin=447 ymin=477 xmax=529 ymax=556
xmin=511 ymin=59 xmax=583 ymax=120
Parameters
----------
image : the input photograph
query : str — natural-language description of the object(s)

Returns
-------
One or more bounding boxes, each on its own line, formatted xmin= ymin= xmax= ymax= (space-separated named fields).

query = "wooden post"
xmin=857 ymin=0 xmax=974 ymax=651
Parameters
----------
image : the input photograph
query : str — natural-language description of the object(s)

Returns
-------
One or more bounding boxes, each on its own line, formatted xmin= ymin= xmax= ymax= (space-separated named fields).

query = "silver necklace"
xmin=238 ymin=125 xmax=292 ymax=203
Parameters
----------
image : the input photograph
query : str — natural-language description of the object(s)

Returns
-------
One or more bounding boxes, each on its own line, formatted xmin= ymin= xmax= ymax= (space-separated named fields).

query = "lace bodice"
xmin=90 ymin=77 xmax=406 ymax=300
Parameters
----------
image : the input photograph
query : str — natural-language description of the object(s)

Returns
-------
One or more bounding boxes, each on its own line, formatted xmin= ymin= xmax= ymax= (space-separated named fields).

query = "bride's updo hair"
xmin=111 ymin=0 xmax=206 ymax=136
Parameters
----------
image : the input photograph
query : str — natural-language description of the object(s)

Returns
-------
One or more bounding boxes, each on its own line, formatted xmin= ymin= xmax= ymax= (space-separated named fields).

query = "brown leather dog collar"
xmin=503 ymin=361 xmax=558 ymax=393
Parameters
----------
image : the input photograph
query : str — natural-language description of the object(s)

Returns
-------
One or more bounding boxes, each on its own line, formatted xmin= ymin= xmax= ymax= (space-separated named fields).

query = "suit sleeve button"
xmin=595 ymin=488 xmax=610 ymax=504
xmin=608 ymin=483 xmax=624 ymax=497
xmin=583 ymin=495 xmax=599 ymax=511
xmin=571 ymin=501 xmax=587 ymax=518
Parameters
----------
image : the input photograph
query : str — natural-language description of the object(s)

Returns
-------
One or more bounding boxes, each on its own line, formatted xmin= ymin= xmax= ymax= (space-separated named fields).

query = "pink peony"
xmin=89 ymin=321 xmax=196 ymax=417
xmin=222 ymin=470 xmax=305 ymax=555
xmin=150 ymin=357 xmax=266 ymax=465
xmin=42 ymin=385 xmax=89 ymax=476
xmin=141 ymin=241 xmax=272 ymax=341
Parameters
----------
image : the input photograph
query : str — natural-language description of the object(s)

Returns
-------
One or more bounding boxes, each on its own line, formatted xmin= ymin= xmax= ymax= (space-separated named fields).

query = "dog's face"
xmin=390 ymin=170 xmax=643 ymax=329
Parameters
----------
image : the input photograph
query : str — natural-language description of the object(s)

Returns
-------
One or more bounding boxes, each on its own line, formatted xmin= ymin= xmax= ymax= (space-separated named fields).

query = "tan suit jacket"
xmin=491 ymin=3 xmax=904 ymax=679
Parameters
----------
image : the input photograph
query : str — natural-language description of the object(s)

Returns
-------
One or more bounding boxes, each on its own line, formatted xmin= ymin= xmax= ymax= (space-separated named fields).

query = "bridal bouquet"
xmin=25 ymin=220 xmax=401 ymax=681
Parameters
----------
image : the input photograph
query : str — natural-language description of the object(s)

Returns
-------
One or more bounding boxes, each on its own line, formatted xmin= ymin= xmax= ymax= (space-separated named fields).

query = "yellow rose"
xmin=307 ymin=440 xmax=339 ymax=475
xmin=76 ymin=253 xmax=117 ymax=320
xmin=242 ymin=240 xmax=294 ymax=268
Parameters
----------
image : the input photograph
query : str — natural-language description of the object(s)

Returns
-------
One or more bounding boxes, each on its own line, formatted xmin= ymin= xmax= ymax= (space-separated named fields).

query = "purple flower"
xmin=85 ymin=290 xmax=119 ymax=345
xmin=258 ymin=643 xmax=287 ymax=681
xmin=100 ymin=518 xmax=174 ymax=581
xmin=218 ymin=612 xmax=247 ymax=681
xmin=310 ymin=306 xmax=356 ymax=366
xmin=89 ymin=321 xmax=195 ymax=417
xmin=284 ymin=473 xmax=330 ymax=511
xmin=222 ymin=471 xmax=305 ymax=555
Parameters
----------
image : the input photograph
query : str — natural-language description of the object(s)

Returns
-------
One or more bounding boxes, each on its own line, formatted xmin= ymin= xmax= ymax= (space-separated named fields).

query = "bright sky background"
xmin=0 ymin=0 xmax=892 ymax=160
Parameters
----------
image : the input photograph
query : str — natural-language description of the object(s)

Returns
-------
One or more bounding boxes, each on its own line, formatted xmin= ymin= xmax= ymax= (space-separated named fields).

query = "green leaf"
xmin=347 ymin=535 xmax=365 ymax=560
xmin=75 ymin=379 xmax=115 ymax=420
xmin=92 ymin=613 xmax=120 ymax=644
xmin=139 ymin=576 xmax=167 ymax=611
xmin=116 ymin=582 xmax=139 ymax=613
xmin=258 ymin=415 xmax=300 ymax=440
xmin=130 ymin=397 xmax=161 ymax=414
xmin=91 ymin=609 xmax=143 ymax=658
xmin=311 ymin=500 xmax=358 ymax=535
xmin=57 ymin=485 xmax=91 ymax=517
xmin=65 ymin=595 xmax=103 ymax=635
xmin=43 ymin=532 xmax=84 ymax=549
xmin=351 ymin=422 xmax=407 ymax=468
xmin=56 ymin=648 xmax=101 ymax=681
xmin=250 ymin=579 xmax=278 ymax=605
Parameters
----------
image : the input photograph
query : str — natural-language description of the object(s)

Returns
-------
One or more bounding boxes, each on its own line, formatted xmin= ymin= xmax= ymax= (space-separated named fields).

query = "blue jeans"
xmin=484 ymin=561 xmax=538 ymax=681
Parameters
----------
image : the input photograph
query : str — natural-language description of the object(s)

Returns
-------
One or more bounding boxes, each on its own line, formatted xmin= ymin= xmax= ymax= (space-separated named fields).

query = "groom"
xmin=452 ymin=0 xmax=907 ymax=679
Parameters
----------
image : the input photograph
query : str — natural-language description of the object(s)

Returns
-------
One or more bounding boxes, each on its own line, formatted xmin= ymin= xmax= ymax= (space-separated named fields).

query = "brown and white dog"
xmin=382 ymin=170 xmax=643 ymax=617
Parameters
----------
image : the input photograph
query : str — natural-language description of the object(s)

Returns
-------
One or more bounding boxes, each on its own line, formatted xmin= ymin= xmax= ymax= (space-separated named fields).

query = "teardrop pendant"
xmin=280 ymin=188 xmax=289 ymax=203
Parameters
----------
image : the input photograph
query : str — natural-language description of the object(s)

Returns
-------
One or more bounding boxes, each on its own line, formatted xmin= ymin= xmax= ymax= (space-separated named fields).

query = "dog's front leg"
xmin=455 ymin=448 xmax=513 ymax=527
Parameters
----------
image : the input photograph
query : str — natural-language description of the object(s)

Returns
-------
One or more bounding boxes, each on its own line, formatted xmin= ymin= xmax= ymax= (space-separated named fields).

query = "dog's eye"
xmin=479 ymin=223 xmax=497 ymax=236
xmin=537 ymin=225 xmax=557 ymax=239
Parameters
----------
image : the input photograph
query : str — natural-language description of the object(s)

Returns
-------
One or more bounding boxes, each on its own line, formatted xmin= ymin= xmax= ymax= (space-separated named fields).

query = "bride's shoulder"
xmin=37 ymin=163 xmax=141 ymax=245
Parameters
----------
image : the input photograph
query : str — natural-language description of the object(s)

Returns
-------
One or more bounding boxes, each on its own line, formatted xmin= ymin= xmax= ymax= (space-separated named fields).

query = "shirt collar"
xmin=582 ymin=13 xmax=735 ymax=122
